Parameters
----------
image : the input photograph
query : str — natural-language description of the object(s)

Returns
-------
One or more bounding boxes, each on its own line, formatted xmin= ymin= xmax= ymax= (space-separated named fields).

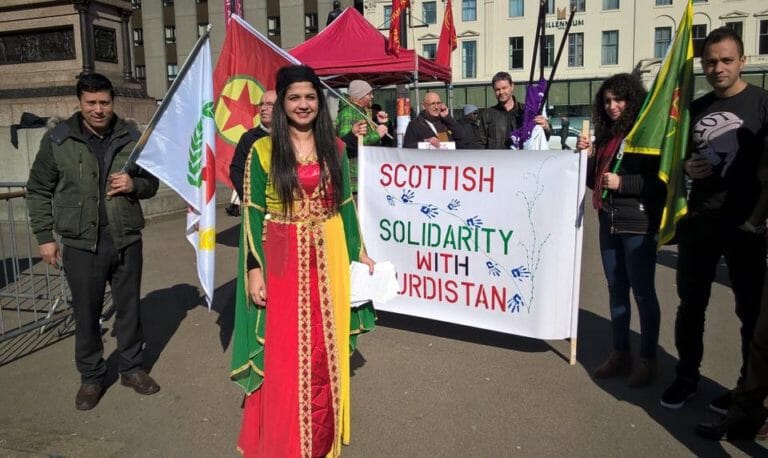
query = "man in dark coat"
xmin=456 ymin=104 xmax=486 ymax=149
xmin=403 ymin=92 xmax=464 ymax=148
xmin=26 ymin=73 xmax=160 ymax=410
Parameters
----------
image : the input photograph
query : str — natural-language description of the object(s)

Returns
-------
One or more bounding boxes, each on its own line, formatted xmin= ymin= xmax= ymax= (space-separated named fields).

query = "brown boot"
xmin=592 ymin=351 xmax=632 ymax=379
xmin=627 ymin=358 xmax=657 ymax=388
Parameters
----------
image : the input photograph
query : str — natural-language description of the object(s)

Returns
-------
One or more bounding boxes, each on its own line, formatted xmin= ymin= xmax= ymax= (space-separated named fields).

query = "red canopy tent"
xmin=290 ymin=8 xmax=451 ymax=87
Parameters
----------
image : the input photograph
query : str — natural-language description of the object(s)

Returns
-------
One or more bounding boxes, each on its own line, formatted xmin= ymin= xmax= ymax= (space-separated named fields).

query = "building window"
xmin=692 ymin=24 xmax=707 ymax=57
xmin=462 ymin=0 xmax=476 ymax=21
xmin=546 ymin=0 xmax=555 ymax=14
xmin=198 ymin=23 xmax=209 ymax=37
xmin=654 ymin=26 xmax=671 ymax=58
xmin=167 ymin=63 xmax=178 ymax=82
xmin=692 ymin=0 xmax=706 ymax=3
xmin=131 ymin=0 xmax=141 ymax=9
xmin=725 ymin=21 xmax=743 ymax=39
xmin=135 ymin=65 xmax=146 ymax=80
xmin=655 ymin=0 xmax=671 ymax=5
xmin=462 ymin=40 xmax=476 ymax=78
xmin=268 ymin=16 xmax=281 ymax=37
xmin=543 ymin=34 xmax=554 ymax=67
xmin=383 ymin=6 xmax=392 ymax=28
xmin=163 ymin=0 xmax=174 ymax=6
xmin=568 ymin=32 xmax=584 ymax=67
xmin=132 ymin=28 xmax=143 ymax=46
xmin=570 ymin=0 xmax=585 ymax=13
xmin=423 ymin=2 xmax=437 ymax=24
xmin=602 ymin=30 xmax=618 ymax=65
xmin=760 ymin=20 xmax=768 ymax=54
xmin=164 ymin=26 xmax=176 ymax=44
xmin=603 ymin=0 xmax=618 ymax=10
xmin=509 ymin=0 xmax=524 ymax=17
xmin=423 ymin=43 xmax=436 ymax=59
xmin=305 ymin=13 xmax=318 ymax=34
xmin=508 ymin=37 xmax=524 ymax=69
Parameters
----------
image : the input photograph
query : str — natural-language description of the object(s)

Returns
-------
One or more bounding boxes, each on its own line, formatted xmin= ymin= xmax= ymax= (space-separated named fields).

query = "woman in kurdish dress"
xmin=232 ymin=65 xmax=376 ymax=457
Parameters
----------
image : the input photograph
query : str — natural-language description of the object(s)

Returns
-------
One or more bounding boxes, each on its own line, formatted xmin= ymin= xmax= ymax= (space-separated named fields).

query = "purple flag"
xmin=509 ymin=78 xmax=548 ymax=149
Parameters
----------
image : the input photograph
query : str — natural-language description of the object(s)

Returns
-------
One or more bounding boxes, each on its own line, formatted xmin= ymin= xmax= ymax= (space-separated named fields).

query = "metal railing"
xmin=0 ymin=182 xmax=72 ymax=344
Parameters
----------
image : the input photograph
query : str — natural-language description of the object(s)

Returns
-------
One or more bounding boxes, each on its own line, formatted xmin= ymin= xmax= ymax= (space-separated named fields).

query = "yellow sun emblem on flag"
xmin=199 ymin=228 xmax=216 ymax=251
xmin=215 ymin=77 xmax=265 ymax=145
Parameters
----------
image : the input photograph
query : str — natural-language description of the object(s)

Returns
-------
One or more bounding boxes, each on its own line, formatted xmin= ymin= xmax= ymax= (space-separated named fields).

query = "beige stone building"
xmin=366 ymin=0 xmax=768 ymax=116
xmin=128 ymin=0 xmax=768 ymax=118
xmin=129 ymin=0 xmax=356 ymax=101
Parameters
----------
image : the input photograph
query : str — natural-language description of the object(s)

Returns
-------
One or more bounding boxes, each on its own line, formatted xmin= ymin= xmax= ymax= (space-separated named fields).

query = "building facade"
xmin=366 ymin=0 xmax=768 ymax=117
xmin=131 ymin=0 xmax=768 ymax=116
xmin=130 ymin=0 xmax=354 ymax=100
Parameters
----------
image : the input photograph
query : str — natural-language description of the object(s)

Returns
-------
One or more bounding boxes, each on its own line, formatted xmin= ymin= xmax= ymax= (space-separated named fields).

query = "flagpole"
xmin=123 ymin=26 xmax=213 ymax=172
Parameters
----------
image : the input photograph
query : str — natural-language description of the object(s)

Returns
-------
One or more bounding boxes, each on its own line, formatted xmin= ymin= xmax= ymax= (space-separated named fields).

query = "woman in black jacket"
xmin=577 ymin=73 xmax=666 ymax=387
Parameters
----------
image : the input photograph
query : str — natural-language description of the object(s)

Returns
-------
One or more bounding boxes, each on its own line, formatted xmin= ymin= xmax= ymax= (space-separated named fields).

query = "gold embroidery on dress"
xmin=293 ymin=175 xmax=341 ymax=458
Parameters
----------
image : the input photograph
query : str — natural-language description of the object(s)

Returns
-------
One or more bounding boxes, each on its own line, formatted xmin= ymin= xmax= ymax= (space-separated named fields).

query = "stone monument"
xmin=0 ymin=0 xmax=157 ymax=182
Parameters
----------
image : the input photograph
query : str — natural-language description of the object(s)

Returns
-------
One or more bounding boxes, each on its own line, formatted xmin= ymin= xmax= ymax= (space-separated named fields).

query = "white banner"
xmin=358 ymin=146 xmax=587 ymax=340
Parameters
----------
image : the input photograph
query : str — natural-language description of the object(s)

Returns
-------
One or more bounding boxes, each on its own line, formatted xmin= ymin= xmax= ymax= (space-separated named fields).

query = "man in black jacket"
xmin=403 ymin=92 xmax=463 ymax=148
xmin=26 ymin=73 xmax=160 ymax=410
xmin=229 ymin=89 xmax=276 ymax=205
xmin=481 ymin=71 xmax=550 ymax=149
xmin=457 ymin=104 xmax=486 ymax=149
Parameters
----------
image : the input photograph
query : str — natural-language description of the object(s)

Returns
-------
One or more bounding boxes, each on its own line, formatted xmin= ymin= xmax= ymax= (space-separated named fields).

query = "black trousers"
xmin=675 ymin=217 xmax=766 ymax=385
xmin=730 ymin=269 xmax=768 ymax=423
xmin=63 ymin=231 xmax=144 ymax=383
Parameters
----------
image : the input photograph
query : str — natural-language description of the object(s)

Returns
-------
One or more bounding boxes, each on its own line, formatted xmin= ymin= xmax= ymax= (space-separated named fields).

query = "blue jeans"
xmin=598 ymin=219 xmax=661 ymax=359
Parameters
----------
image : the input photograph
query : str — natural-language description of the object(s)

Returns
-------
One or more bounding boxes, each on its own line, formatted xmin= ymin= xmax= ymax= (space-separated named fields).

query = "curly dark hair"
xmin=270 ymin=65 xmax=343 ymax=214
xmin=592 ymin=73 xmax=647 ymax=148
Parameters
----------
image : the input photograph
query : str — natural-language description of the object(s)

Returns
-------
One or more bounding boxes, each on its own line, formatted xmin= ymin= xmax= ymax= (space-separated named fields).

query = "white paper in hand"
xmin=350 ymin=261 xmax=399 ymax=307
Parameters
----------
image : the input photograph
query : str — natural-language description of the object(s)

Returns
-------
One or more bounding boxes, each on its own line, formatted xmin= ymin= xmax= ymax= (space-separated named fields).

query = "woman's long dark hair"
xmin=270 ymin=65 xmax=343 ymax=214
xmin=592 ymin=73 xmax=647 ymax=148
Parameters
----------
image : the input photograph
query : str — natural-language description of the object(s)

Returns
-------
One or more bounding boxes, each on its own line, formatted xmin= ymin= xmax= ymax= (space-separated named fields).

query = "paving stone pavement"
xmin=1 ymin=205 xmax=766 ymax=457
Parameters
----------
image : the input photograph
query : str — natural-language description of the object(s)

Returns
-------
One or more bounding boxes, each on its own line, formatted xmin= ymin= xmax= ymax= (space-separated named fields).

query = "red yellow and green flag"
xmin=623 ymin=0 xmax=694 ymax=247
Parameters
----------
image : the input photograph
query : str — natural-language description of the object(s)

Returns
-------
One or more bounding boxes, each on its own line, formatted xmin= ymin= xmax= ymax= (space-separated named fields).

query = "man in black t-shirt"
xmin=661 ymin=28 xmax=768 ymax=422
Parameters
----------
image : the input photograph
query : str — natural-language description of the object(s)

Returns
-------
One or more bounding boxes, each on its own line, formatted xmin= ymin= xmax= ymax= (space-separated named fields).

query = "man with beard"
xmin=481 ymin=71 xmax=550 ymax=149
xmin=660 ymin=28 xmax=768 ymax=428
xmin=403 ymin=92 xmax=463 ymax=148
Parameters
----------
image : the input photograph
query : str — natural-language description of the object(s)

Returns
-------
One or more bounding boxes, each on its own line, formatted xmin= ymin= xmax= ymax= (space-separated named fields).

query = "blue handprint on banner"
xmin=508 ymin=294 xmax=525 ymax=313
xmin=386 ymin=194 xmax=396 ymax=206
xmin=466 ymin=216 xmax=483 ymax=228
xmin=447 ymin=199 xmax=461 ymax=210
xmin=485 ymin=261 xmax=501 ymax=277
xmin=510 ymin=265 xmax=531 ymax=280
xmin=420 ymin=204 xmax=439 ymax=219
xmin=401 ymin=189 xmax=415 ymax=203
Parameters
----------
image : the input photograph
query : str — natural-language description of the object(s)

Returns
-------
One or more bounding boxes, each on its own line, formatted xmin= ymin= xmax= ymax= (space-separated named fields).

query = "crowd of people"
xmin=23 ymin=24 xmax=768 ymax=455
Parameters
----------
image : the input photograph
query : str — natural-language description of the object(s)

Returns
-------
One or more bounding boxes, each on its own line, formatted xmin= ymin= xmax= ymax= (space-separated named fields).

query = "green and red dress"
xmin=232 ymin=136 xmax=375 ymax=457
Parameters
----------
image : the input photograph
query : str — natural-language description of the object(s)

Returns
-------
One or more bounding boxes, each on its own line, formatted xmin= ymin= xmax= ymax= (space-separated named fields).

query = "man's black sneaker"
xmin=709 ymin=391 xmax=732 ymax=415
xmin=660 ymin=378 xmax=697 ymax=409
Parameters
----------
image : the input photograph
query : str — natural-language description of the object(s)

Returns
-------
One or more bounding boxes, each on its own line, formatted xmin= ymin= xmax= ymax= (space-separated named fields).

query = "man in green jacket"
xmin=26 ymin=73 xmax=160 ymax=410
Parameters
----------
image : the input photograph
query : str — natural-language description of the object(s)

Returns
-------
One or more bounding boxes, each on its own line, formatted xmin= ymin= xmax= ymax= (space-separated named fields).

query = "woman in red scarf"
xmin=577 ymin=73 xmax=666 ymax=387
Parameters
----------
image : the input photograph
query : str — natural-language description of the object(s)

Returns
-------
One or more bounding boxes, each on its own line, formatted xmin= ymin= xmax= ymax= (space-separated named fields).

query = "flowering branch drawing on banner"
xmin=514 ymin=156 xmax=555 ymax=312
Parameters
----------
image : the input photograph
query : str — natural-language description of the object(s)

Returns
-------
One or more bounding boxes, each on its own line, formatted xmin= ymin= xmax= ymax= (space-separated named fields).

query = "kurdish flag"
xmin=133 ymin=31 xmax=216 ymax=307
xmin=213 ymin=14 xmax=298 ymax=189
xmin=623 ymin=0 xmax=694 ymax=247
